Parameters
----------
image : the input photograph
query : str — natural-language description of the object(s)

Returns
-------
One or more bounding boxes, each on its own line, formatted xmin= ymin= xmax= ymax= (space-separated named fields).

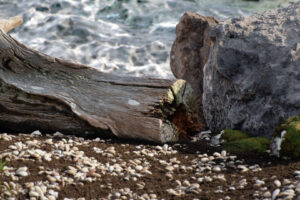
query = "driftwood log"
xmin=0 ymin=16 xmax=201 ymax=143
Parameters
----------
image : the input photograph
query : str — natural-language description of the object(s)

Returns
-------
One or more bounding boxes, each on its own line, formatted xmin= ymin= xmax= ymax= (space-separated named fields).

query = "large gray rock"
xmin=203 ymin=2 xmax=300 ymax=137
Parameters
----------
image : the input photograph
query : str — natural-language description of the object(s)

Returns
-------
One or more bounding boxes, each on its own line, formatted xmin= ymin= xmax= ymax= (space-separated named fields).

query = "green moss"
xmin=280 ymin=126 xmax=300 ymax=158
xmin=223 ymin=137 xmax=270 ymax=153
xmin=275 ymin=115 xmax=300 ymax=136
xmin=274 ymin=116 xmax=300 ymax=159
xmin=221 ymin=129 xmax=251 ymax=142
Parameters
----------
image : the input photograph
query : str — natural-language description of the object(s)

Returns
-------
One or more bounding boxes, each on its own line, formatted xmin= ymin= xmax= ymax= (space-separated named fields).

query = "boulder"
xmin=211 ymin=129 xmax=270 ymax=153
xmin=170 ymin=12 xmax=218 ymax=129
xmin=203 ymin=2 xmax=300 ymax=137
xmin=271 ymin=116 xmax=300 ymax=159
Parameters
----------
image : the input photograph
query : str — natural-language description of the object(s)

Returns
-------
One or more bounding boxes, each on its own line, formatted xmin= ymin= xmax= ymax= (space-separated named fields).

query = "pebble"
xmin=29 ymin=190 xmax=40 ymax=197
xmin=0 ymin=132 xmax=299 ymax=200
xmin=254 ymin=180 xmax=265 ymax=187
xmin=165 ymin=166 xmax=174 ymax=171
xmin=16 ymin=167 xmax=28 ymax=177
xmin=263 ymin=191 xmax=271 ymax=198
xmin=221 ymin=150 xmax=227 ymax=157
xmin=201 ymin=157 xmax=209 ymax=162
xmin=294 ymin=171 xmax=300 ymax=176
xmin=272 ymin=188 xmax=280 ymax=200
xmin=281 ymin=189 xmax=295 ymax=196
xmin=204 ymin=176 xmax=213 ymax=182
xmin=237 ymin=165 xmax=249 ymax=172
xmin=274 ymin=179 xmax=281 ymax=187
xmin=135 ymin=165 xmax=143 ymax=171
xmin=213 ymin=166 xmax=221 ymax=172
xmin=166 ymin=189 xmax=181 ymax=196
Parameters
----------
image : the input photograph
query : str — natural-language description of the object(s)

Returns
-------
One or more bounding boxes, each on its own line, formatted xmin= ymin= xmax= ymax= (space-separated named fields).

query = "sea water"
xmin=0 ymin=0 xmax=297 ymax=78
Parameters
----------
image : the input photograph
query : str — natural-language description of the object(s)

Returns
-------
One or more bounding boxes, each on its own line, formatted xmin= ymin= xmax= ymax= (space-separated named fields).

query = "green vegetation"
xmin=0 ymin=159 xmax=5 ymax=171
xmin=216 ymin=129 xmax=270 ymax=154
xmin=223 ymin=137 xmax=270 ymax=153
xmin=273 ymin=115 xmax=300 ymax=159
xmin=221 ymin=129 xmax=250 ymax=142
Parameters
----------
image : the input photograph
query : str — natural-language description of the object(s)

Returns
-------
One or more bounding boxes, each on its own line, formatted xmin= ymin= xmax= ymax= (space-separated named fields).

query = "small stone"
xmin=183 ymin=180 xmax=190 ymax=187
xmin=165 ymin=166 xmax=174 ymax=171
xmin=294 ymin=171 xmax=300 ymax=176
xmin=114 ymin=192 xmax=121 ymax=198
xmin=263 ymin=191 xmax=271 ymax=198
xmin=213 ymin=152 xmax=221 ymax=157
xmin=163 ymin=144 xmax=168 ymax=151
xmin=16 ymin=167 xmax=28 ymax=177
xmin=135 ymin=165 xmax=143 ymax=171
xmin=214 ymin=174 xmax=226 ymax=182
xmin=274 ymin=180 xmax=281 ymax=187
xmin=31 ymin=130 xmax=42 ymax=136
xmin=229 ymin=186 xmax=236 ymax=191
xmin=166 ymin=173 xmax=173 ymax=179
xmin=175 ymin=180 xmax=181 ymax=186
xmin=281 ymin=189 xmax=295 ymax=196
xmin=254 ymin=180 xmax=265 ymax=187
xmin=201 ymin=157 xmax=209 ymax=162
xmin=221 ymin=150 xmax=227 ymax=157
xmin=213 ymin=166 xmax=221 ymax=172
xmin=197 ymin=177 xmax=203 ymax=183
xmin=204 ymin=176 xmax=212 ymax=182
xmin=43 ymin=154 xmax=52 ymax=162
xmin=283 ymin=179 xmax=292 ymax=185
xmin=237 ymin=165 xmax=249 ymax=172
xmin=166 ymin=189 xmax=181 ymax=196
xmin=272 ymin=189 xmax=280 ymax=200
xmin=29 ymin=190 xmax=40 ymax=197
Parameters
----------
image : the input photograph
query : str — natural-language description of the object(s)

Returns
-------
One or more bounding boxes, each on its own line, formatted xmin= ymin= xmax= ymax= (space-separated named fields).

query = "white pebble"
xmin=274 ymin=180 xmax=281 ymax=187
xmin=31 ymin=130 xmax=42 ymax=136
xmin=29 ymin=190 xmax=40 ymax=197
xmin=294 ymin=171 xmax=300 ymax=176
xmin=16 ymin=167 xmax=28 ymax=176
xmin=221 ymin=150 xmax=227 ymax=157
xmin=254 ymin=180 xmax=265 ymax=187
xmin=272 ymin=189 xmax=280 ymax=200
xmin=213 ymin=152 xmax=221 ymax=157
xmin=263 ymin=191 xmax=271 ymax=198
xmin=166 ymin=189 xmax=181 ymax=196
xmin=281 ymin=189 xmax=295 ymax=196
xmin=204 ymin=176 xmax=212 ymax=182
xmin=201 ymin=157 xmax=209 ymax=162
xmin=213 ymin=166 xmax=221 ymax=172
xmin=135 ymin=165 xmax=143 ymax=171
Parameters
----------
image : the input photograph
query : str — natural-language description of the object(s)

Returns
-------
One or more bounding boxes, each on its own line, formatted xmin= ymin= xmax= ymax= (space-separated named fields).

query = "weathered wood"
xmin=0 ymin=16 xmax=23 ymax=33
xmin=0 ymin=17 xmax=202 ymax=143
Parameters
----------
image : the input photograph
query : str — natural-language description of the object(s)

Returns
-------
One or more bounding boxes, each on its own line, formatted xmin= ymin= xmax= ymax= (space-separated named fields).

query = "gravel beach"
xmin=0 ymin=132 xmax=299 ymax=200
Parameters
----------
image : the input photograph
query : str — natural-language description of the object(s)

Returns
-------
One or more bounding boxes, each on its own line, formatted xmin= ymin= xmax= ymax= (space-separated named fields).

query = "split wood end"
xmin=0 ymin=16 xmax=23 ymax=33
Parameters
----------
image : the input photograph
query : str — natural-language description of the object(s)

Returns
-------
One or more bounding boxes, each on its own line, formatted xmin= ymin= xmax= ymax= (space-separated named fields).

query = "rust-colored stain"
xmin=171 ymin=109 xmax=203 ymax=139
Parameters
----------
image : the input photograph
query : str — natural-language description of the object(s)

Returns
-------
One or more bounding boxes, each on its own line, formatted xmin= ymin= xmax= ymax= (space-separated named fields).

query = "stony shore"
xmin=0 ymin=131 xmax=299 ymax=200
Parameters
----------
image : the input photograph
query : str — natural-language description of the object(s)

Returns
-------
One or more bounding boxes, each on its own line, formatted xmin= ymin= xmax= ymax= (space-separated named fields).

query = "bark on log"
xmin=0 ymin=18 xmax=202 ymax=143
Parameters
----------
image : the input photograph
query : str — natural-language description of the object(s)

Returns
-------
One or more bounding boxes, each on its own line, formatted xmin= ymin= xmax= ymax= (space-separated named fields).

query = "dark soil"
xmin=0 ymin=134 xmax=299 ymax=200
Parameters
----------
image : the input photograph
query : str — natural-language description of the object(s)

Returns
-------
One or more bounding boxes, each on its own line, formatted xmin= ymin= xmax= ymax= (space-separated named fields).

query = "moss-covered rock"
xmin=271 ymin=116 xmax=300 ymax=159
xmin=223 ymin=137 xmax=270 ymax=153
xmin=211 ymin=129 xmax=250 ymax=146
xmin=221 ymin=129 xmax=250 ymax=142
xmin=211 ymin=129 xmax=270 ymax=153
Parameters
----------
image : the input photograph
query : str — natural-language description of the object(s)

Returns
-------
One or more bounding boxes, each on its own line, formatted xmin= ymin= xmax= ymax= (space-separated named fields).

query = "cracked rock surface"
xmin=203 ymin=2 xmax=300 ymax=137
